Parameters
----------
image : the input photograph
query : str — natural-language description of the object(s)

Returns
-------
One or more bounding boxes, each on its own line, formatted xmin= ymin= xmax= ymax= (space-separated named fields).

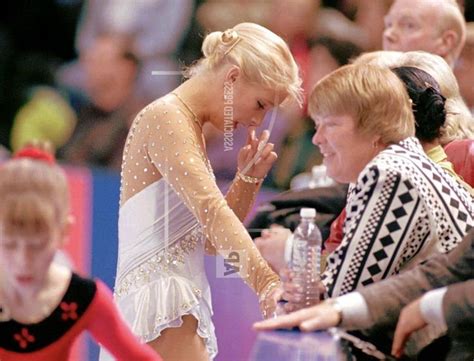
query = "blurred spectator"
xmin=59 ymin=35 xmax=140 ymax=170
xmin=0 ymin=0 xmax=83 ymax=150
xmin=79 ymin=35 xmax=138 ymax=114
xmin=197 ymin=0 xmax=269 ymax=31
xmin=10 ymin=86 xmax=77 ymax=153
xmin=316 ymin=0 xmax=390 ymax=50
xmin=307 ymin=37 xmax=361 ymax=87
xmin=270 ymin=0 xmax=320 ymax=45
xmin=58 ymin=0 xmax=193 ymax=103
xmin=454 ymin=22 xmax=474 ymax=112
xmin=383 ymin=0 xmax=466 ymax=68
xmin=267 ymin=37 xmax=361 ymax=190
xmin=269 ymin=0 xmax=320 ymax=99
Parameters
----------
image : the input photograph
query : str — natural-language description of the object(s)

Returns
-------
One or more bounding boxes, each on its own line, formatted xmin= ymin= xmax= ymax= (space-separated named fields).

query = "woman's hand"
xmin=280 ymin=268 xmax=326 ymax=313
xmin=253 ymin=300 xmax=341 ymax=331
xmin=237 ymin=127 xmax=277 ymax=179
xmin=259 ymin=283 xmax=284 ymax=319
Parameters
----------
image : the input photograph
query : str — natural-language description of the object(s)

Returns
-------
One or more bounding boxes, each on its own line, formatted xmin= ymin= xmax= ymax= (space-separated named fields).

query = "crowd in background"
xmin=0 ymin=0 xmax=474 ymax=191
xmin=0 ymin=2 xmax=473 ymax=360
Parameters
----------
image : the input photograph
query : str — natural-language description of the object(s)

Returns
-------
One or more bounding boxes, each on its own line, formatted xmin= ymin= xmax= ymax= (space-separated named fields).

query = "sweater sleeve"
xmin=358 ymin=228 xmax=473 ymax=329
xmin=443 ymin=279 xmax=474 ymax=333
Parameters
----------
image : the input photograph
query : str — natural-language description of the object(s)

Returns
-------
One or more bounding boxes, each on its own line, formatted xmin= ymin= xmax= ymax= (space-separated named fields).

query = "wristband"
xmin=236 ymin=171 xmax=263 ymax=184
xmin=259 ymin=281 xmax=279 ymax=303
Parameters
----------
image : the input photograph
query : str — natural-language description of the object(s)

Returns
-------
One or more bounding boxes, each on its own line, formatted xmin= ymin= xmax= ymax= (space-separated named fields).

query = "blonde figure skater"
xmin=100 ymin=22 xmax=302 ymax=360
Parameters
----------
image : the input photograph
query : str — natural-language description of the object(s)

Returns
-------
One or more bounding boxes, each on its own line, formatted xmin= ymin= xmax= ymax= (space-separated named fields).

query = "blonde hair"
xmin=185 ymin=22 xmax=303 ymax=105
xmin=309 ymin=64 xmax=415 ymax=144
xmin=352 ymin=50 xmax=404 ymax=68
xmin=353 ymin=50 xmax=474 ymax=144
xmin=0 ymin=152 xmax=69 ymax=238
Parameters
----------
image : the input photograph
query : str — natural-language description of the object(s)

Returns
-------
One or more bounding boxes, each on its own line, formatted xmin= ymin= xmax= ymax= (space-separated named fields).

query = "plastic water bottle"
xmin=290 ymin=164 xmax=334 ymax=190
xmin=289 ymin=208 xmax=322 ymax=310
xmin=308 ymin=164 xmax=334 ymax=189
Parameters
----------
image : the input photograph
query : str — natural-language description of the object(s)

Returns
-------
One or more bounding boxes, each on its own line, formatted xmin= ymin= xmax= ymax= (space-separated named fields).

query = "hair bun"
xmin=419 ymin=86 xmax=446 ymax=108
xmin=417 ymin=86 xmax=447 ymax=139
xmin=419 ymin=86 xmax=446 ymax=123
xmin=13 ymin=142 xmax=56 ymax=165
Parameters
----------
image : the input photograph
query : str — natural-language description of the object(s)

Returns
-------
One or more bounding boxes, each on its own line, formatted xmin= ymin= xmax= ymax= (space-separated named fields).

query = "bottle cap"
xmin=300 ymin=208 xmax=316 ymax=218
xmin=312 ymin=165 xmax=326 ymax=177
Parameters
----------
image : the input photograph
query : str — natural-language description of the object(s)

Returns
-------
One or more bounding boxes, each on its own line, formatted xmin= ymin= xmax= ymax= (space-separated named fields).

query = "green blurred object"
xmin=10 ymin=86 xmax=77 ymax=153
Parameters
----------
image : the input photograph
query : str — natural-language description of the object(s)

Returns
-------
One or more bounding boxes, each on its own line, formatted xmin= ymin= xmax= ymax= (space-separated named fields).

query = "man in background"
xmin=383 ymin=0 xmax=466 ymax=68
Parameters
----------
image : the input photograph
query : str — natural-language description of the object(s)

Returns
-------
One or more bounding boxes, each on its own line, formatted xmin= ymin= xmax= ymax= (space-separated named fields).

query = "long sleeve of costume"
xmin=204 ymin=177 xmax=261 ymax=255
xmin=142 ymin=103 xmax=279 ymax=297
xmin=87 ymin=281 xmax=161 ymax=361
xmin=225 ymin=177 xmax=261 ymax=222
xmin=322 ymin=165 xmax=428 ymax=296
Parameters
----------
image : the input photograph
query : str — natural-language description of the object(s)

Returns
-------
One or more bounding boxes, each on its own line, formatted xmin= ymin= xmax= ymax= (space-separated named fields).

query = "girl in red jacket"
xmin=0 ymin=143 xmax=161 ymax=361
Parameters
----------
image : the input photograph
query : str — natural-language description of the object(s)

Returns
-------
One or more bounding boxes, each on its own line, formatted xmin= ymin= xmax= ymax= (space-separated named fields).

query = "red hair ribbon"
xmin=13 ymin=146 xmax=56 ymax=165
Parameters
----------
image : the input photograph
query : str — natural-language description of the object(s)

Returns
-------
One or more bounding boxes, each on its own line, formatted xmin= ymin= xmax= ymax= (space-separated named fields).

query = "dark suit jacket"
xmin=358 ymin=229 xmax=474 ymax=360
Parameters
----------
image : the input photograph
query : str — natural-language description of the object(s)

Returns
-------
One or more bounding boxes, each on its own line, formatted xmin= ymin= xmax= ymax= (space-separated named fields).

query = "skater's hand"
xmin=280 ymin=268 xmax=326 ymax=313
xmin=259 ymin=283 xmax=284 ymax=319
xmin=237 ymin=127 xmax=277 ymax=180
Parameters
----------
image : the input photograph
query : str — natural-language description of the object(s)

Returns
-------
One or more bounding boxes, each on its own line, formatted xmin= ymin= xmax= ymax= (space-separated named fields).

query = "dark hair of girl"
xmin=391 ymin=66 xmax=446 ymax=142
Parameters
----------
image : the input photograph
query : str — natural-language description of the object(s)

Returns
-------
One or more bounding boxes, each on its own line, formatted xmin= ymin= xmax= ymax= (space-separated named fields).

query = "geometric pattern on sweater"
xmin=322 ymin=137 xmax=473 ymax=297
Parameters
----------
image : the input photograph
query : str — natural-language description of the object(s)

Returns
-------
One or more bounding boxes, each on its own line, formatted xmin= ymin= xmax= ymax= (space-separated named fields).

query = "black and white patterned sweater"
xmin=323 ymin=137 xmax=473 ymax=297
